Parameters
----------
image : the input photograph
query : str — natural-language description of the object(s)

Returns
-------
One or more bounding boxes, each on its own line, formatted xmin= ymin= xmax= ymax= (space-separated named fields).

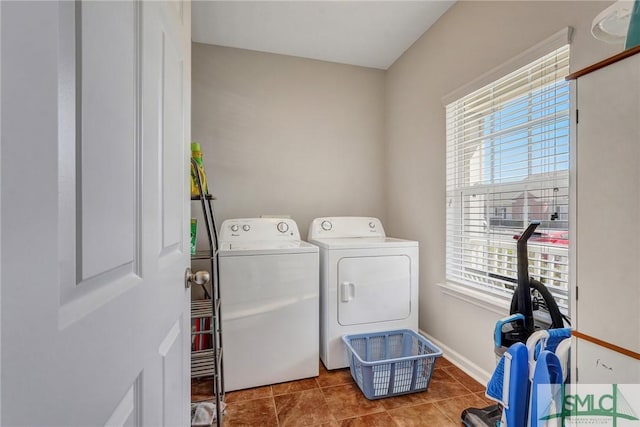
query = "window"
xmin=445 ymin=44 xmax=570 ymax=308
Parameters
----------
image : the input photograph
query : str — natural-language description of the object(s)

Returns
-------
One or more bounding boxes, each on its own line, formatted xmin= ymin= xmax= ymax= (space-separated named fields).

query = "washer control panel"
xmin=276 ymin=221 xmax=289 ymax=233
xmin=220 ymin=218 xmax=301 ymax=242
xmin=308 ymin=217 xmax=385 ymax=240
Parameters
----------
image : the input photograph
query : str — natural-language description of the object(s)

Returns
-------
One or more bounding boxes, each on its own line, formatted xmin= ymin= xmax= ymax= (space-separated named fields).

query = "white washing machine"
xmin=308 ymin=217 xmax=418 ymax=370
xmin=218 ymin=218 xmax=319 ymax=391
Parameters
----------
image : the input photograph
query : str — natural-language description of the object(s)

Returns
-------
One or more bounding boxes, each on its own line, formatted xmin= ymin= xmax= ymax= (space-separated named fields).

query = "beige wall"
xmin=385 ymin=1 xmax=619 ymax=379
xmin=192 ymin=43 xmax=386 ymax=239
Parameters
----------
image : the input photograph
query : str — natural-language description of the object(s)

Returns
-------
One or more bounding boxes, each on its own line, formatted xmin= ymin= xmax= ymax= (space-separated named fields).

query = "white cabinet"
xmin=575 ymin=338 xmax=640 ymax=384
xmin=570 ymin=47 xmax=640 ymax=383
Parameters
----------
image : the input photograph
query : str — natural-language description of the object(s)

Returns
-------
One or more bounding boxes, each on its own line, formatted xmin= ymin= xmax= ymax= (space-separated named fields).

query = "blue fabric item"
xmin=533 ymin=328 xmax=571 ymax=359
xmin=486 ymin=355 xmax=505 ymax=403
xmin=486 ymin=343 xmax=529 ymax=427
xmin=504 ymin=343 xmax=530 ymax=427
xmin=529 ymin=350 xmax=563 ymax=427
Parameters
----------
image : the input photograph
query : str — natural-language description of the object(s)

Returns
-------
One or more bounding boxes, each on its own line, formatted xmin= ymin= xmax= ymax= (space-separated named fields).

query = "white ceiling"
xmin=191 ymin=1 xmax=455 ymax=70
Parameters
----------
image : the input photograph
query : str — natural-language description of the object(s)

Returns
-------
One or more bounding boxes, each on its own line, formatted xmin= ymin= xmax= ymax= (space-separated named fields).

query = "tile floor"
xmin=191 ymin=358 xmax=493 ymax=426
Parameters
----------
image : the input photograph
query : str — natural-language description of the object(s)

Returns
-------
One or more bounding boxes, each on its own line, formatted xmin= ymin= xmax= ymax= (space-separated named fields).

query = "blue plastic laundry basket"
xmin=342 ymin=329 xmax=443 ymax=400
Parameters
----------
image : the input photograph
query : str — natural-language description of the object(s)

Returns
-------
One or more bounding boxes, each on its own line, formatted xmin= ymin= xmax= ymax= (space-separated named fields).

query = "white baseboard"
xmin=419 ymin=328 xmax=492 ymax=387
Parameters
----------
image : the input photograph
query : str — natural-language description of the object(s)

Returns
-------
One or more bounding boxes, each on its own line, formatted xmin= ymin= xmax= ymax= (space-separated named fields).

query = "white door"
xmin=572 ymin=52 xmax=640 ymax=384
xmin=1 ymin=1 xmax=192 ymax=426
xmin=337 ymin=255 xmax=412 ymax=326
xmin=575 ymin=53 xmax=640 ymax=354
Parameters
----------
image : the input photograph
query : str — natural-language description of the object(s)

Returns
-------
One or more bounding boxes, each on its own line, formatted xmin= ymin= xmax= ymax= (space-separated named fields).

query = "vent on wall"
xmin=592 ymin=0 xmax=634 ymax=43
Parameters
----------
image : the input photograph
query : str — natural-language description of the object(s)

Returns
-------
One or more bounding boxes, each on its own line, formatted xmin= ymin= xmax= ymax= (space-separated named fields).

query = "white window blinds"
xmin=445 ymin=45 xmax=570 ymax=308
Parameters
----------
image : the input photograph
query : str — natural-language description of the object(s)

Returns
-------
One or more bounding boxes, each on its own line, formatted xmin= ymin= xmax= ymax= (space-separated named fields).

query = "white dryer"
xmin=308 ymin=217 xmax=418 ymax=370
xmin=219 ymin=218 xmax=319 ymax=391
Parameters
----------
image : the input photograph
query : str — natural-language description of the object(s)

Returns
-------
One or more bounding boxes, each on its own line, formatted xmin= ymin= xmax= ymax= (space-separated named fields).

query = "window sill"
xmin=436 ymin=282 xmax=511 ymax=316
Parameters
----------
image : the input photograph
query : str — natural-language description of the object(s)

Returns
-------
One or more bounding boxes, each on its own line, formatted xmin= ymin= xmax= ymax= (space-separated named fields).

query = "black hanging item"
xmin=550 ymin=187 xmax=559 ymax=220
xmin=495 ymin=221 xmax=566 ymax=350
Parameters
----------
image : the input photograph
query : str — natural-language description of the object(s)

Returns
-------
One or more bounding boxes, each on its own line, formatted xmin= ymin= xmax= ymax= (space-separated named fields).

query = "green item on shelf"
xmin=190 ymin=218 xmax=197 ymax=255
xmin=191 ymin=142 xmax=209 ymax=197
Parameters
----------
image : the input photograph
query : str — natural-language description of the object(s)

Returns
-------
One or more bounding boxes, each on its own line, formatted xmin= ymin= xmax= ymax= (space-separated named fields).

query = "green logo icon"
xmin=540 ymin=384 xmax=639 ymax=426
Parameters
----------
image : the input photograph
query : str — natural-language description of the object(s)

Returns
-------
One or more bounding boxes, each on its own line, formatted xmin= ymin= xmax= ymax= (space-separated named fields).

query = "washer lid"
xmin=308 ymin=236 xmax=417 ymax=250
xmin=218 ymin=240 xmax=319 ymax=256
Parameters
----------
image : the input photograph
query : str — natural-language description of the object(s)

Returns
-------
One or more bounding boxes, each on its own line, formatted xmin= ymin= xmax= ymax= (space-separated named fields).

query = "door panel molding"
xmin=160 ymin=27 xmax=185 ymax=258
xmin=79 ymin=0 xmax=138 ymax=281
xmin=105 ymin=379 xmax=140 ymax=427
xmin=58 ymin=1 xmax=144 ymax=313
xmin=158 ymin=319 xmax=181 ymax=357
xmin=58 ymin=270 xmax=141 ymax=330
xmin=159 ymin=318 xmax=185 ymax=427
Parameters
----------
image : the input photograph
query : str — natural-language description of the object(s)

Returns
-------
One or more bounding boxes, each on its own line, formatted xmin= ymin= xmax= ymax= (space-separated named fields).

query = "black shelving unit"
xmin=190 ymin=159 xmax=224 ymax=426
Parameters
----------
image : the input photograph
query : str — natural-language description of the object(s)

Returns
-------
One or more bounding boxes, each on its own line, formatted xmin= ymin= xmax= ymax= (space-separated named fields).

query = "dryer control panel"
xmin=308 ymin=217 xmax=385 ymax=240
xmin=220 ymin=218 xmax=301 ymax=242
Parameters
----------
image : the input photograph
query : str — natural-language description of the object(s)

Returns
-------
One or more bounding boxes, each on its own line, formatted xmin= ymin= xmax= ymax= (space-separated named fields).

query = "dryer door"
xmin=337 ymin=255 xmax=412 ymax=325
